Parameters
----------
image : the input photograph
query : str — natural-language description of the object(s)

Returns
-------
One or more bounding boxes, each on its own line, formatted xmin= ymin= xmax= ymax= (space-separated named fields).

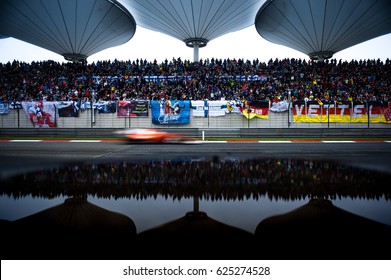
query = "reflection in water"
xmin=136 ymin=196 xmax=254 ymax=259
xmin=254 ymin=197 xmax=391 ymax=259
xmin=3 ymin=195 xmax=137 ymax=259
xmin=0 ymin=157 xmax=390 ymax=259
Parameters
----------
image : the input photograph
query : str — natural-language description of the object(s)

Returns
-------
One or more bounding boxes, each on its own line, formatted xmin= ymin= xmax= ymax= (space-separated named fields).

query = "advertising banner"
xmin=191 ymin=100 xmax=229 ymax=117
xmin=0 ymin=102 xmax=10 ymax=115
xmin=22 ymin=101 xmax=56 ymax=127
xmin=117 ymin=100 xmax=149 ymax=117
xmin=57 ymin=101 xmax=80 ymax=117
xmin=151 ymin=100 xmax=190 ymax=125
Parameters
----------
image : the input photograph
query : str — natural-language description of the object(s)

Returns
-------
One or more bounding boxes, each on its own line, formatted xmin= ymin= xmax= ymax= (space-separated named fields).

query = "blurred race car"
xmin=114 ymin=128 xmax=195 ymax=143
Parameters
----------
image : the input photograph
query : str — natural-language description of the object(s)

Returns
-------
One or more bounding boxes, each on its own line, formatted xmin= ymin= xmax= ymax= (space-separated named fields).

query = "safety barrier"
xmin=1 ymin=105 xmax=389 ymax=131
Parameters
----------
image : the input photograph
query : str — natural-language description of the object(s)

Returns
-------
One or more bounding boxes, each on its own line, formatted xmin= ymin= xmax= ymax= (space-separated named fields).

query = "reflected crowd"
xmin=1 ymin=157 xmax=390 ymax=201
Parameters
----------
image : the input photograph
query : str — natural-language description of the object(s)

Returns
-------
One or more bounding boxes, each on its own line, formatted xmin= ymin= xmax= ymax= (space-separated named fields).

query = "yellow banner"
xmin=292 ymin=101 xmax=391 ymax=123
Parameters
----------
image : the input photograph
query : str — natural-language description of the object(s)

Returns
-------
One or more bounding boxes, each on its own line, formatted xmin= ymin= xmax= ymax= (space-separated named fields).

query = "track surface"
xmin=0 ymin=139 xmax=390 ymax=179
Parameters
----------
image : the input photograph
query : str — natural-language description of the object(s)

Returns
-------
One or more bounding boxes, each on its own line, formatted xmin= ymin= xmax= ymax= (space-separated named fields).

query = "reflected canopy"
xmin=136 ymin=196 xmax=254 ymax=259
xmin=3 ymin=195 xmax=137 ymax=259
xmin=255 ymin=198 xmax=391 ymax=259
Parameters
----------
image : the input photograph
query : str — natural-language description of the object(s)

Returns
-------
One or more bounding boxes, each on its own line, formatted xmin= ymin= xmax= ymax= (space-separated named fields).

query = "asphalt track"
xmin=0 ymin=139 xmax=390 ymax=180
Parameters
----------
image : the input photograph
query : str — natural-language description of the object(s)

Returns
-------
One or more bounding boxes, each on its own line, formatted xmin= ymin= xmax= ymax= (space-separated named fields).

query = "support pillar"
xmin=184 ymin=38 xmax=208 ymax=63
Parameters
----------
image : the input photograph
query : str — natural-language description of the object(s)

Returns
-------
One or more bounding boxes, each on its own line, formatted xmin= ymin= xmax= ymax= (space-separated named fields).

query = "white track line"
xmin=258 ymin=140 xmax=292 ymax=143
xmin=10 ymin=139 xmax=42 ymax=142
xmin=69 ymin=140 xmax=102 ymax=142
xmin=321 ymin=140 xmax=356 ymax=143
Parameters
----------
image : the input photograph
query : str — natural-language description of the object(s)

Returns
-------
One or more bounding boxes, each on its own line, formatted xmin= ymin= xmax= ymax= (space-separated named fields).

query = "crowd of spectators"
xmin=1 ymin=57 xmax=390 ymax=106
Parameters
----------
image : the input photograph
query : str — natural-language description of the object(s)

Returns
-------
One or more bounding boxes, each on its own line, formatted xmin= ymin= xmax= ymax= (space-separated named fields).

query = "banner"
xmin=270 ymin=100 xmax=289 ymax=113
xmin=350 ymin=101 xmax=383 ymax=123
xmin=292 ymin=101 xmax=306 ymax=122
xmin=22 ymin=101 xmax=56 ymax=127
xmin=367 ymin=101 xmax=382 ymax=123
xmin=292 ymin=100 xmax=391 ymax=123
xmin=0 ymin=102 xmax=10 ymax=114
xmin=151 ymin=100 xmax=190 ymax=125
xmin=81 ymin=101 xmax=91 ymax=110
xmin=226 ymin=99 xmax=244 ymax=114
xmin=57 ymin=101 xmax=80 ymax=117
xmin=87 ymin=74 xmax=269 ymax=83
xmin=351 ymin=101 xmax=368 ymax=123
xmin=93 ymin=101 xmax=116 ymax=114
xmin=383 ymin=102 xmax=391 ymax=122
xmin=9 ymin=101 xmax=23 ymax=110
xmin=241 ymin=101 xmax=269 ymax=119
xmin=293 ymin=100 xmax=349 ymax=122
xmin=117 ymin=100 xmax=149 ymax=117
xmin=7 ymin=99 xmax=389 ymax=126
xmin=329 ymin=101 xmax=351 ymax=122
xmin=191 ymin=100 xmax=229 ymax=117
xmin=292 ymin=100 xmax=325 ymax=122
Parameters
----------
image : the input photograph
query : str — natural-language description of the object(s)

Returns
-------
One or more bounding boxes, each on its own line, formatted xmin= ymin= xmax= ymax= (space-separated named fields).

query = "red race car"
xmin=114 ymin=128 xmax=196 ymax=143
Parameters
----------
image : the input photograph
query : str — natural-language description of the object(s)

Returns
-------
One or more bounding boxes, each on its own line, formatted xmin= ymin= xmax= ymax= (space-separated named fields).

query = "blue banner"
xmin=0 ymin=102 xmax=10 ymax=114
xmin=93 ymin=101 xmax=117 ymax=114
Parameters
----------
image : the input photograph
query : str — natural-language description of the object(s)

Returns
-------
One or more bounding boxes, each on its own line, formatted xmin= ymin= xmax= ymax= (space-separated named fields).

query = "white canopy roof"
xmin=0 ymin=0 xmax=136 ymax=62
xmin=1 ymin=0 xmax=390 ymax=62
xmin=121 ymin=0 xmax=265 ymax=61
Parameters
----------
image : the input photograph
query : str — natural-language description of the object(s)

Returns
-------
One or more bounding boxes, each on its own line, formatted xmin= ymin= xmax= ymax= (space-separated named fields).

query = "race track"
xmin=1 ymin=140 xmax=390 ymax=179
